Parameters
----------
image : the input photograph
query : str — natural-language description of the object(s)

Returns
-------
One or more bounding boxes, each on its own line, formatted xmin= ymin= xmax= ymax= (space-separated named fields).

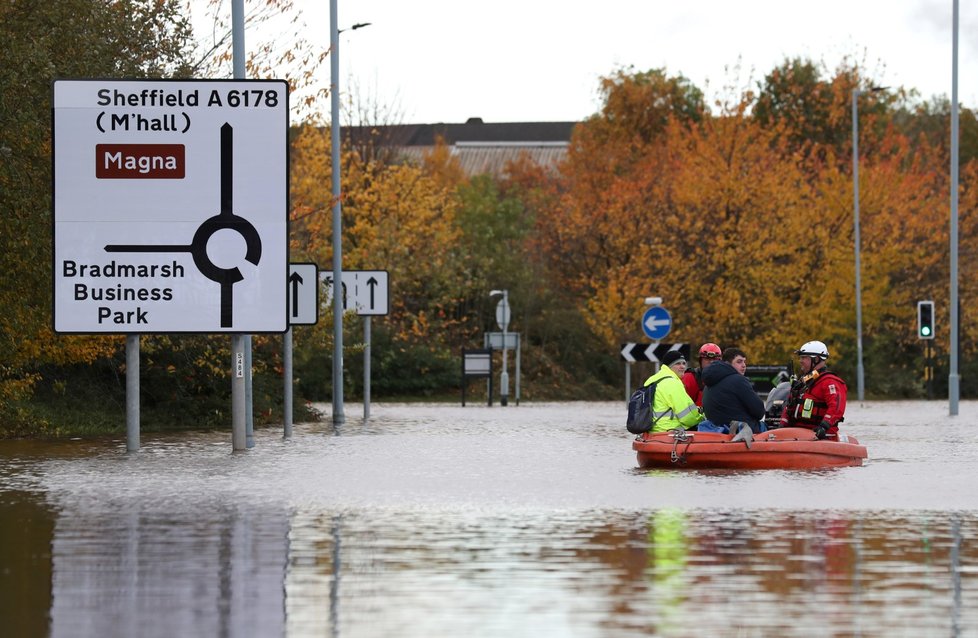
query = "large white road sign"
xmin=52 ymin=79 xmax=289 ymax=333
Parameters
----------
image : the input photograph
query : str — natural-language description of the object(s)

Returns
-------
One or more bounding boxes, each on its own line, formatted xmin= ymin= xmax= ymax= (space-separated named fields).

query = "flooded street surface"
xmin=2 ymin=400 xmax=978 ymax=637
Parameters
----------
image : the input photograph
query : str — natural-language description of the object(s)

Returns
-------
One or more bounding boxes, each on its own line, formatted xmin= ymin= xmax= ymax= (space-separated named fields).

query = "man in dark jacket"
xmin=700 ymin=347 xmax=766 ymax=433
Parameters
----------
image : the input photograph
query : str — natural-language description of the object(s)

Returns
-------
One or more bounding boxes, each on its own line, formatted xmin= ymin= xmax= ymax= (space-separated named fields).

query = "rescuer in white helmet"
xmin=778 ymin=341 xmax=847 ymax=439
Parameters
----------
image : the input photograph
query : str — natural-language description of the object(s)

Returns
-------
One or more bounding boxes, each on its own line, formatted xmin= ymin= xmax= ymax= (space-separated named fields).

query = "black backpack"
xmin=626 ymin=378 xmax=663 ymax=434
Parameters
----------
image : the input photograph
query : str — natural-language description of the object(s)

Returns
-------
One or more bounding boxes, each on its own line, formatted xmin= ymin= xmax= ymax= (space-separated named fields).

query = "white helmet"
xmin=795 ymin=340 xmax=829 ymax=359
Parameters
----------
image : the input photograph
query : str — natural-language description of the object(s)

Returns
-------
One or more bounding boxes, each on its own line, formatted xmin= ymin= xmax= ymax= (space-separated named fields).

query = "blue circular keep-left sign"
xmin=641 ymin=306 xmax=672 ymax=340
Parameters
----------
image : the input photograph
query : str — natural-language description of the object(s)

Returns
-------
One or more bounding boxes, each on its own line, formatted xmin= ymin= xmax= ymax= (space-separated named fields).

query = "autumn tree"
xmin=289 ymin=123 xmax=470 ymax=398
xmin=531 ymin=62 xmax=960 ymax=397
xmin=752 ymin=57 xmax=900 ymax=175
xmin=0 ymin=0 xmax=196 ymax=433
xmin=189 ymin=0 xmax=329 ymax=118
xmin=535 ymin=69 xmax=704 ymax=316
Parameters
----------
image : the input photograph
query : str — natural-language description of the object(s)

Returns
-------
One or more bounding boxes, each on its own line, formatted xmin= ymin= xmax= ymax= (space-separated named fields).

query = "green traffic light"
xmin=921 ymin=326 xmax=932 ymax=337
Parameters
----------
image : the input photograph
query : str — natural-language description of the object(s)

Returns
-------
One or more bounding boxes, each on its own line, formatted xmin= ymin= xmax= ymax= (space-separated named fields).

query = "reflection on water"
xmin=1 ymin=401 xmax=977 ymax=636
xmin=0 ymin=490 xmax=53 ymax=636
xmin=49 ymin=504 xmax=289 ymax=638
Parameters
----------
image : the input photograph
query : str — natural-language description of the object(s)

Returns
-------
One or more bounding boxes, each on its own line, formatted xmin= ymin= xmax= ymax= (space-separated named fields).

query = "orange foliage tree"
xmin=288 ymin=123 xmax=471 ymax=397
xmin=530 ymin=62 xmax=957 ymax=395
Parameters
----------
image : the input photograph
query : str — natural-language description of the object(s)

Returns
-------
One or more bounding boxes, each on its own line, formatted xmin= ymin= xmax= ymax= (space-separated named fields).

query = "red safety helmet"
xmin=698 ymin=343 xmax=722 ymax=360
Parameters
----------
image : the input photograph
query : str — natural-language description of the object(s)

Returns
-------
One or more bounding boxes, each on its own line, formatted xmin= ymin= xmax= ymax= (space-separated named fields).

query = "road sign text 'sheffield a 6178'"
xmin=52 ymin=79 xmax=289 ymax=333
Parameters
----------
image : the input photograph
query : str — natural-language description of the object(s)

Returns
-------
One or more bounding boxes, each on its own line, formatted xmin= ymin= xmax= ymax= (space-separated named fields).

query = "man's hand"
xmin=814 ymin=421 xmax=830 ymax=439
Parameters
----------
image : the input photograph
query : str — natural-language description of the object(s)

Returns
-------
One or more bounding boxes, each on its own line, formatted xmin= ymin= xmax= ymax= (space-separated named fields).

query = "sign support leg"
xmin=515 ymin=336 xmax=521 ymax=406
xmin=245 ymin=334 xmax=254 ymax=448
xmin=230 ymin=0 xmax=248 ymax=452
xmin=232 ymin=335 xmax=247 ymax=450
xmin=284 ymin=328 xmax=293 ymax=439
xmin=329 ymin=0 xmax=346 ymax=425
xmin=625 ymin=362 xmax=631 ymax=402
xmin=364 ymin=316 xmax=371 ymax=419
xmin=126 ymin=334 xmax=140 ymax=452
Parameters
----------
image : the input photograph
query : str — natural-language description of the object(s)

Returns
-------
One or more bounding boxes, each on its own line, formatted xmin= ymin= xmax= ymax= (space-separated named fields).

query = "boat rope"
xmin=670 ymin=428 xmax=692 ymax=464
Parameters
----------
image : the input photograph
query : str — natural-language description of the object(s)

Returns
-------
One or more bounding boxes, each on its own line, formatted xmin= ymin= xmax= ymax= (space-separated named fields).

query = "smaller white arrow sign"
xmin=320 ymin=270 xmax=390 ymax=316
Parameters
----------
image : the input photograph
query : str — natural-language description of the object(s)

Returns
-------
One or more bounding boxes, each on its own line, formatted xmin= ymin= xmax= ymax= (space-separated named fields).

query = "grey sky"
xmin=239 ymin=0 xmax=978 ymax=123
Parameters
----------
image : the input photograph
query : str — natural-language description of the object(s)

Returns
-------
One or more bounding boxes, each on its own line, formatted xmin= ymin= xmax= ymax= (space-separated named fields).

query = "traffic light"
xmin=917 ymin=300 xmax=935 ymax=339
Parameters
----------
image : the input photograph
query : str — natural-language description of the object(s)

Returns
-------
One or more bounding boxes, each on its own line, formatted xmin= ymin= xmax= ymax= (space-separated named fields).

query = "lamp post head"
xmin=490 ymin=289 xmax=505 ymax=297
xmin=853 ymin=85 xmax=888 ymax=98
xmin=644 ymin=296 xmax=662 ymax=306
xmin=339 ymin=22 xmax=373 ymax=34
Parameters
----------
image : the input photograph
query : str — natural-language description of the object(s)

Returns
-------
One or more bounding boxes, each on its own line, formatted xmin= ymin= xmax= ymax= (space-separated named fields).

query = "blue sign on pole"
xmin=641 ymin=306 xmax=672 ymax=340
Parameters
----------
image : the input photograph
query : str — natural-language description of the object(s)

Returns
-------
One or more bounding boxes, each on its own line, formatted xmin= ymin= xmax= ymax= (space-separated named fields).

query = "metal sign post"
xmin=484 ymin=332 xmax=520 ymax=404
xmin=322 ymin=270 xmax=390 ymax=418
xmin=126 ymin=334 xmax=139 ymax=452
xmin=490 ymin=290 xmax=511 ymax=406
xmin=286 ymin=263 xmax=320 ymax=437
xmin=364 ymin=316 xmax=371 ymax=419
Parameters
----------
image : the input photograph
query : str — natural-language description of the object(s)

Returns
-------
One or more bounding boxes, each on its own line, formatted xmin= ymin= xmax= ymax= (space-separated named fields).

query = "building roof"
xmin=344 ymin=118 xmax=577 ymax=178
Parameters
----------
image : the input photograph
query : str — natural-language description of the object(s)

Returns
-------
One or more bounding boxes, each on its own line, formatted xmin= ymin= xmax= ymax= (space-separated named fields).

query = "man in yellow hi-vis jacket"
xmin=643 ymin=350 xmax=705 ymax=433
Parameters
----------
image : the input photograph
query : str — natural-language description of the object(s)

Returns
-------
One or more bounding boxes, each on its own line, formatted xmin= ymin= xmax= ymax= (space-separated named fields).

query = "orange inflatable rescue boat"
xmin=633 ymin=427 xmax=868 ymax=470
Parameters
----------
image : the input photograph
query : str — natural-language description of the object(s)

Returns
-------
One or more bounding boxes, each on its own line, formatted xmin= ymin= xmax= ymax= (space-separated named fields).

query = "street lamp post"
xmin=851 ymin=86 xmax=885 ymax=402
xmin=490 ymin=290 xmax=510 ymax=406
xmin=950 ymin=0 xmax=961 ymax=415
xmin=329 ymin=0 xmax=344 ymax=424
xmin=327 ymin=9 xmax=371 ymax=425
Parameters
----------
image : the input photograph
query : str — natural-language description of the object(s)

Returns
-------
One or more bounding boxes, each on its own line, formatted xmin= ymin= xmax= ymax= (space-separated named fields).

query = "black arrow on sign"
xmin=366 ymin=276 xmax=378 ymax=308
xmin=324 ymin=277 xmax=348 ymax=309
xmin=620 ymin=343 xmax=655 ymax=362
xmin=288 ymin=271 xmax=303 ymax=318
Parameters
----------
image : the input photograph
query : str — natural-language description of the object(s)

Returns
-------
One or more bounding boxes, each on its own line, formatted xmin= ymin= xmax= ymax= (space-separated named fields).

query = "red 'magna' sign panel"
xmin=95 ymin=144 xmax=185 ymax=179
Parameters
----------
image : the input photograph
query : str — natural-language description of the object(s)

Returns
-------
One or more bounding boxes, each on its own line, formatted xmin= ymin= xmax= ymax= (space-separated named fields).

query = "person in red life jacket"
xmin=682 ymin=342 xmax=722 ymax=406
xmin=779 ymin=340 xmax=847 ymax=439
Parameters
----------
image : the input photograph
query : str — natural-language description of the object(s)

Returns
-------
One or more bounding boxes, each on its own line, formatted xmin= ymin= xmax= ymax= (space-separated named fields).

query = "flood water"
xmin=1 ymin=400 xmax=977 ymax=637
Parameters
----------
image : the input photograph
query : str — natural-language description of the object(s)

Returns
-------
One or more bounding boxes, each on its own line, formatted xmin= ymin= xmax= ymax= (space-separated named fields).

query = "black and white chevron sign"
xmin=619 ymin=343 xmax=688 ymax=363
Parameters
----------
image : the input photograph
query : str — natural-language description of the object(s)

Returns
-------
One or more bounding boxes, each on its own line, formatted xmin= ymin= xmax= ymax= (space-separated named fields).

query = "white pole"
xmin=232 ymin=343 xmax=246 ymax=450
xmin=364 ymin=316 xmax=371 ymax=419
xmin=230 ymin=0 xmax=247 ymax=450
xmin=284 ymin=327 xmax=293 ymax=438
xmin=515 ymin=332 xmax=521 ymax=405
xmin=624 ymin=362 xmax=631 ymax=402
xmin=950 ymin=0 xmax=961 ymax=414
xmin=500 ymin=290 xmax=509 ymax=406
xmin=852 ymin=89 xmax=865 ymax=402
xmin=245 ymin=338 xmax=254 ymax=448
xmin=126 ymin=334 xmax=139 ymax=452
xmin=330 ymin=0 xmax=345 ymax=423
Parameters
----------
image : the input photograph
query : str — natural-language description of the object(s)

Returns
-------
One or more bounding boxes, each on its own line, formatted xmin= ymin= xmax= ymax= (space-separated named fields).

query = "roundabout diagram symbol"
xmin=103 ymin=123 xmax=261 ymax=328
